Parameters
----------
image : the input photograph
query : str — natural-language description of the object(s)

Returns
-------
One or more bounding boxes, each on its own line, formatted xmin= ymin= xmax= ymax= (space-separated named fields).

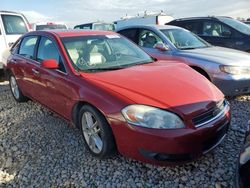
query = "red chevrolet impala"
xmin=5 ymin=30 xmax=230 ymax=165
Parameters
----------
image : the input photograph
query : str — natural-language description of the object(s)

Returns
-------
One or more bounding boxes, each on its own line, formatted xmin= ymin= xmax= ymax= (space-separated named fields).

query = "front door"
xmin=34 ymin=36 xmax=72 ymax=119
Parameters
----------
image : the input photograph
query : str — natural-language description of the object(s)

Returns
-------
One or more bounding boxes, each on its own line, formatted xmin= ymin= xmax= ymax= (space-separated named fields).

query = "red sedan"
xmin=5 ymin=30 xmax=230 ymax=165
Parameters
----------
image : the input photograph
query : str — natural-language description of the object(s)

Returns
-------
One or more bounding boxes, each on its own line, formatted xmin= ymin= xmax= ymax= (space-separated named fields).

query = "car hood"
xmin=81 ymin=61 xmax=224 ymax=119
xmin=179 ymin=46 xmax=250 ymax=66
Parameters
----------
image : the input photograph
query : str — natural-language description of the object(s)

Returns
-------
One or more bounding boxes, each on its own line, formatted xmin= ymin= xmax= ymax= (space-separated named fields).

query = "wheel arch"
xmin=190 ymin=66 xmax=211 ymax=81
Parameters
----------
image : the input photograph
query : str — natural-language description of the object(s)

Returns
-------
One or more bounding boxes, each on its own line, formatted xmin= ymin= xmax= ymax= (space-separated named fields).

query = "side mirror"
xmin=222 ymin=31 xmax=231 ymax=37
xmin=41 ymin=59 xmax=59 ymax=69
xmin=154 ymin=43 xmax=169 ymax=51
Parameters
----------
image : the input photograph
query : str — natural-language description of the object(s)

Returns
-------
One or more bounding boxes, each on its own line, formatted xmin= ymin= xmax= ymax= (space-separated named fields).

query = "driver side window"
xmin=37 ymin=37 xmax=66 ymax=72
xmin=138 ymin=30 xmax=163 ymax=49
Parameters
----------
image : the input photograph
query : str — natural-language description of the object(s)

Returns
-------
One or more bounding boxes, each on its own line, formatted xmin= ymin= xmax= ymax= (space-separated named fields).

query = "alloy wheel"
xmin=10 ymin=76 xmax=20 ymax=99
xmin=81 ymin=111 xmax=103 ymax=154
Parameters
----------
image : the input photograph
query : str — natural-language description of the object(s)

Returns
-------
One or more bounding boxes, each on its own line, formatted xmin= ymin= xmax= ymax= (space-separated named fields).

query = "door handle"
xmin=32 ymin=69 xmax=40 ymax=76
xmin=10 ymin=59 xmax=17 ymax=63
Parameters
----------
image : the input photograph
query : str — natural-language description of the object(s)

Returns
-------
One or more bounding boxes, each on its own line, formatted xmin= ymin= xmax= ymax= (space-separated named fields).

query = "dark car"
xmin=168 ymin=17 xmax=250 ymax=52
xmin=236 ymin=121 xmax=250 ymax=188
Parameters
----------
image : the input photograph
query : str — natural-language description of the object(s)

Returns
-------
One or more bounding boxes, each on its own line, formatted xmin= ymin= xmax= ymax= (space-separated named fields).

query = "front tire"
xmin=78 ymin=105 xmax=116 ymax=158
xmin=9 ymin=73 xmax=28 ymax=102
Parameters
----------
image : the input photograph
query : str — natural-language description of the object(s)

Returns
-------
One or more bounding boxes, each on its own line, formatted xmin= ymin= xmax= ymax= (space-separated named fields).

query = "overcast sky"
xmin=2 ymin=0 xmax=250 ymax=27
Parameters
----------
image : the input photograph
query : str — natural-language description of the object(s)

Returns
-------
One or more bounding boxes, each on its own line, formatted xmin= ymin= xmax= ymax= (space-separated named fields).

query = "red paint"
xmin=41 ymin=59 xmax=59 ymax=69
xmin=7 ymin=30 xmax=230 ymax=165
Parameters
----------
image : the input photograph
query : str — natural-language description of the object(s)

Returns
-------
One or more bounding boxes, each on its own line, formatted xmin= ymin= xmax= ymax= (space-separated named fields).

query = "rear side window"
xmin=19 ymin=36 xmax=38 ymax=59
xmin=118 ymin=29 xmax=138 ymax=43
xmin=1 ymin=15 xmax=28 ymax=34
xmin=202 ymin=21 xmax=231 ymax=37
xmin=37 ymin=37 xmax=66 ymax=72
xmin=181 ymin=21 xmax=200 ymax=34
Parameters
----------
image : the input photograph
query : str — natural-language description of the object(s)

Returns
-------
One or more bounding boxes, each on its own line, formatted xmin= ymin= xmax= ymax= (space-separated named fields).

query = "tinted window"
xmin=138 ymin=29 xmax=163 ymax=48
xmin=202 ymin=21 xmax=231 ymax=37
xmin=181 ymin=21 xmax=200 ymax=34
xmin=37 ymin=37 xmax=65 ymax=72
xmin=118 ymin=29 xmax=138 ymax=43
xmin=1 ymin=15 xmax=28 ymax=34
xmin=19 ymin=36 xmax=38 ymax=59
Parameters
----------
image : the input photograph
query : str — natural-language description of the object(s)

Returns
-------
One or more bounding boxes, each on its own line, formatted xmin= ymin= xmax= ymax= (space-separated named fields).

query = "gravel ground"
xmin=0 ymin=81 xmax=249 ymax=188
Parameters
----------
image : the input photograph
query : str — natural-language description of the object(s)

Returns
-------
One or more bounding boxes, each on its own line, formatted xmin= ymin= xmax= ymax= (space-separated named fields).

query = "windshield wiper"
xmin=84 ymin=60 xmax=154 ymax=72
xmin=85 ymin=66 xmax=125 ymax=72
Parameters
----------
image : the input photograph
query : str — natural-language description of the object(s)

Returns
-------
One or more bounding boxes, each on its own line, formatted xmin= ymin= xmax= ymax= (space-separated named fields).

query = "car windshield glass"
xmin=160 ymin=29 xmax=210 ymax=50
xmin=161 ymin=29 xmax=210 ymax=50
xmin=93 ymin=23 xmax=115 ymax=31
xmin=61 ymin=35 xmax=153 ymax=72
xmin=36 ymin=24 xmax=67 ymax=30
xmin=218 ymin=17 xmax=250 ymax=35
xmin=1 ymin=15 xmax=28 ymax=34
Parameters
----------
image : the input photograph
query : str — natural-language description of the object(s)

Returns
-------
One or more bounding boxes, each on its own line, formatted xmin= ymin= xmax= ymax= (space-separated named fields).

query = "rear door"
xmin=199 ymin=20 xmax=237 ymax=48
xmin=12 ymin=35 xmax=40 ymax=99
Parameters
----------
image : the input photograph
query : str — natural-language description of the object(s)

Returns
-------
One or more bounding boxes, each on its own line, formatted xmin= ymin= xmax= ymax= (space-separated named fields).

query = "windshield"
xmin=1 ymin=15 xmax=28 ymax=34
xmin=36 ymin=24 xmax=67 ymax=31
xmin=61 ymin=35 xmax=153 ymax=72
xmin=160 ymin=29 xmax=210 ymax=50
xmin=93 ymin=23 xmax=115 ymax=31
xmin=218 ymin=17 xmax=250 ymax=35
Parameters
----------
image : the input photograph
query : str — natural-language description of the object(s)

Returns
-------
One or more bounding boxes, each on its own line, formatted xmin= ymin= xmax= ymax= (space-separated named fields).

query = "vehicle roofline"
xmin=116 ymin=24 xmax=181 ymax=31
xmin=172 ymin=16 xmax=233 ymax=21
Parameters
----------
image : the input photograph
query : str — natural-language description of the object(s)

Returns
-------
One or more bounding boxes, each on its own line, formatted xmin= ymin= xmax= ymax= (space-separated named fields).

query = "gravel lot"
xmin=0 ymin=81 xmax=249 ymax=188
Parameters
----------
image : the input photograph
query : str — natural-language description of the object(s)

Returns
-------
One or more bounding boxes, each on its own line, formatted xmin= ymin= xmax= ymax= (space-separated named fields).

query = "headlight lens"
xmin=121 ymin=105 xmax=185 ymax=129
xmin=220 ymin=65 xmax=250 ymax=75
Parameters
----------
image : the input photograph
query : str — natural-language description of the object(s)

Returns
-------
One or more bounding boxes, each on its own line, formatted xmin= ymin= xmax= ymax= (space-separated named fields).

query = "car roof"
xmin=117 ymin=24 xmax=181 ymax=31
xmin=27 ymin=30 xmax=117 ymax=37
xmin=172 ymin=16 xmax=232 ymax=22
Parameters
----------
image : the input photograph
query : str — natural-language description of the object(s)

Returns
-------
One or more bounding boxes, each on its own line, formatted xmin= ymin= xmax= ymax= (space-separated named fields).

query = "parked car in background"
xmin=33 ymin=22 xmax=67 ymax=31
xmin=167 ymin=17 xmax=250 ymax=52
xmin=236 ymin=121 xmax=250 ymax=188
xmin=0 ymin=11 xmax=30 ymax=69
xmin=114 ymin=11 xmax=174 ymax=30
xmin=117 ymin=25 xmax=250 ymax=96
xmin=244 ymin=21 xmax=250 ymax=26
xmin=5 ymin=30 xmax=230 ymax=165
xmin=74 ymin=22 xmax=115 ymax=31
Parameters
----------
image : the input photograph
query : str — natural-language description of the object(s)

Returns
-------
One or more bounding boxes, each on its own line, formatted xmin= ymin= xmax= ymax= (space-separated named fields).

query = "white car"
xmin=0 ymin=11 xmax=30 ymax=69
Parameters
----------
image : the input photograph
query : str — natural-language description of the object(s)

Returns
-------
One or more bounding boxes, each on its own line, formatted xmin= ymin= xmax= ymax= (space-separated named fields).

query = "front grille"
xmin=193 ymin=100 xmax=227 ymax=127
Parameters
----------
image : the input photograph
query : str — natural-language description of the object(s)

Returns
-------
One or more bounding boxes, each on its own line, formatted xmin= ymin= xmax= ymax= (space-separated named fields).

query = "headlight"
xmin=220 ymin=65 xmax=250 ymax=75
xmin=121 ymin=105 xmax=185 ymax=129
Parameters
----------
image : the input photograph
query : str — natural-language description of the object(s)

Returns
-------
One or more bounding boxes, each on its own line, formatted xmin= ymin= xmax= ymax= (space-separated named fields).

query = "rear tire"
xmin=78 ymin=105 xmax=116 ymax=158
xmin=9 ymin=73 xmax=28 ymax=102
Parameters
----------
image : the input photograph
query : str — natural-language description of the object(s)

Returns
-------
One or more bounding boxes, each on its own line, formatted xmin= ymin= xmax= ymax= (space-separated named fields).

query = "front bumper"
xmin=109 ymin=109 xmax=230 ymax=165
xmin=212 ymin=74 xmax=250 ymax=96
